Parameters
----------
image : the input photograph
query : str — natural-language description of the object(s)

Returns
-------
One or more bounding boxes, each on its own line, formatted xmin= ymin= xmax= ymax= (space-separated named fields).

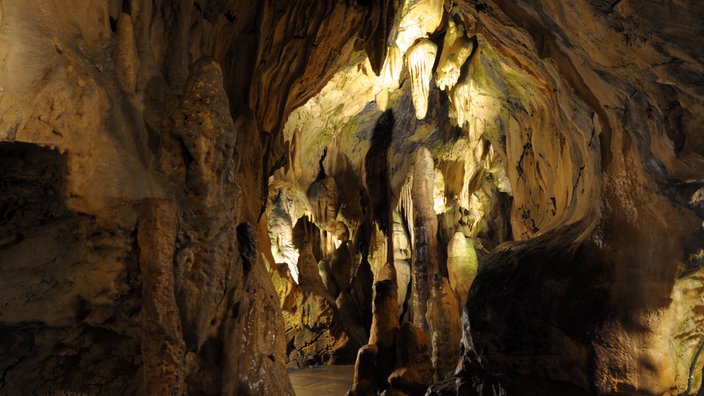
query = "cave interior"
xmin=0 ymin=0 xmax=703 ymax=395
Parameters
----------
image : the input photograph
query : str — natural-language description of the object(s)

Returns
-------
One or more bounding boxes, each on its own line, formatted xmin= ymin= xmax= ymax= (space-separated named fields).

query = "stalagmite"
xmin=446 ymin=232 xmax=478 ymax=308
xmin=406 ymin=39 xmax=437 ymax=119
xmin=411 ymin=147 xmax=439 ymax=330
xmin=116 ymin=13 xmax=138 ymax=93
xmin=426 ymin=275 xmax=461 ymax=381
xmin=347 ymin=344 xmax=379 ymax=396
xmin=137 ymin=199 xmax=186 ymax=395
xmin=388 ymin=323 xmax=434 ymax=396
xmin=368 ymin=279 xmax=400 ymax=391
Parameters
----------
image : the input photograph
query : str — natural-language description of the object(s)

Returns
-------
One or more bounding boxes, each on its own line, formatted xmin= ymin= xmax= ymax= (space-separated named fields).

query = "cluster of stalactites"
xmin=379 ymin=1 xmax=477 ymax=120
xmin=375 ymin=0 xmax=445 ymax=118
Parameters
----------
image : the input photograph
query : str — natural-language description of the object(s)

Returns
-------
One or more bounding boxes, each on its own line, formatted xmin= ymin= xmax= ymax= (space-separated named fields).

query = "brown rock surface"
xmin=426 ymin=275 xmax=462 ymax=382
xmin=369 ymin=279 xmax=401 ymax=390
xmin=388 ymin=322 xmax=434 ymax=396
xmin=137 ymin=198 xmax=186 ymax=395
xmin=411 ymin=147 xmax=441 ymax=330
xmin=348 ymin=343 xmax=379 ymax=396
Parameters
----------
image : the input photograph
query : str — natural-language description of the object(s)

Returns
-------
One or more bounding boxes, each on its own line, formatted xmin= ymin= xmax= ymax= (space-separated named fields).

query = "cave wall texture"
xmin=0 ymin=0 xmax=702 ymax=395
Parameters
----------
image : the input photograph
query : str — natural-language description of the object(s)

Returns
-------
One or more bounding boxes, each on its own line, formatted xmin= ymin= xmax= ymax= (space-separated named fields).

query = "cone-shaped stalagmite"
xmin=426 ymin=275 xmax=462 ymax=381
xmin=388 ymin=322 xmax=434 ymax=396
xmin=368 ymin=279 xmax=400 ymax=391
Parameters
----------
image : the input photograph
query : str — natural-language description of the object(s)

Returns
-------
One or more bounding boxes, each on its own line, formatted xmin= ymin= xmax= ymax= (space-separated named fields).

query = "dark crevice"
xmin=606 ymin=0 xmax=624 ymax=14
xmin=236 ymin=223 xmax=256 ymax=273
xmin=682 ymin=339 xmax=704 ymax=396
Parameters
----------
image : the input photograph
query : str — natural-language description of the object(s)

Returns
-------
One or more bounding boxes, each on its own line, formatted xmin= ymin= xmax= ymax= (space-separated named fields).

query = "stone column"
xmin=411 ymin=147 xmax=439 ymax=330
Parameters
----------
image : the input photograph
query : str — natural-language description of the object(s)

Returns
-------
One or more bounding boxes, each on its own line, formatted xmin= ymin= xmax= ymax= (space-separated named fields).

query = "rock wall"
xmin=0 ymin=0 xmax=392 ymax=394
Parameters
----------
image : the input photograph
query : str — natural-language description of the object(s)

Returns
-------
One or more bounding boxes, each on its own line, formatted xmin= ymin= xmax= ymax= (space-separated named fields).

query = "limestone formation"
xmin=435 ymin=17 xmax=475 ymax=92
xmin=307 ymin=175 xmax=341 ymax=229
xmin=446 ymin=232 xmax=478 ymax=309
xmin=411 ymin=147 xmax=440 ymax=330
xmin=395 ymin=0 xmax=444 ymax=53
xmin=369 ymin=279 xmax=401 ymax=390
xmin=347 ymin=344 xmax=379 ymax=396
xmin=282 ymin=286 xmax=354 ymax=368
xmin=388 ymin=323 xmax=434 ymax=396
xmin=406 ymin=39 xmax=437 ymax=119
xmin=115 ymin=13 xmax=138 ymax=93
xmin=426 ymin=275 xmax=462 ymax=382
xmin=1 ymin=0 xmax=703 ymax=394
xmin=137 ymin=199 xmax=186 ymax=395
xmin=0 ymin=0 xmax=389 ymax=393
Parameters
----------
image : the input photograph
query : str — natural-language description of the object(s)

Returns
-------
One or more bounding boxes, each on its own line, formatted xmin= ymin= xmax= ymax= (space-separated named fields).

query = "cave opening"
xmin=265 ymin=0 xmax=567 ymax=392
xmin=262 ymin=1 xmax=704 ymax=394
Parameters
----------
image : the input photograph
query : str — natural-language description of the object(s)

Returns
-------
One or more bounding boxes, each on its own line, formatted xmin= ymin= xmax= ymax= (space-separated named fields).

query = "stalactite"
xmin=435 ymin=18 xmax=475 ymax=92
xmin=380 ymin=45 xmax=403 ymax=89
xmin=407 ymin=38 xmax=437 ymax=119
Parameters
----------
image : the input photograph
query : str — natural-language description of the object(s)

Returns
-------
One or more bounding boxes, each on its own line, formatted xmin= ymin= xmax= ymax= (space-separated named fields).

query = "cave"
xmin=0 ymin=0 xmax=703 ymax=395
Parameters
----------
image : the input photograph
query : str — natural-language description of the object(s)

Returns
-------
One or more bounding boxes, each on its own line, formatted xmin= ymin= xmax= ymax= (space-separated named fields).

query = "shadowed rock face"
xmin=1 ymin=0 xmax=703 ymax=395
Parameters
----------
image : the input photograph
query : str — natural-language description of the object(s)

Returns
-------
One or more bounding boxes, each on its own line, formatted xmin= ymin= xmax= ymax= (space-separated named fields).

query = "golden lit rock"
xmin=435 ymin=18 xmax=475 ymax=91
xmin=395 ymin=0 xmax=444 ymax=54
xmin=407 ymin=38 xmax=437 ymax=119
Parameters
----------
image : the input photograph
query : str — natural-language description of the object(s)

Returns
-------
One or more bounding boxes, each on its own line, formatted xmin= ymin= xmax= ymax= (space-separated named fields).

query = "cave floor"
xmin=289 ymin=364 xmax=354 ymax=396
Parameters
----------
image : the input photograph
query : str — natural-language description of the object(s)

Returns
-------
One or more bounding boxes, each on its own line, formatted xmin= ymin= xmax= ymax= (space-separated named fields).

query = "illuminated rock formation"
xmin=395 ymin=0 xmax=444 ymax=54
xmin=435 ymin=16 xmax=475 ymax=92
xmin=407 ymin=38 xmax=438 ymax=119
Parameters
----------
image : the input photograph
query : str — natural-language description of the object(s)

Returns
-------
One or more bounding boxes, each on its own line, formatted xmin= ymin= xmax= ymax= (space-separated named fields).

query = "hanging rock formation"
xmin=407 ymin=39 xmax=438 ymax=119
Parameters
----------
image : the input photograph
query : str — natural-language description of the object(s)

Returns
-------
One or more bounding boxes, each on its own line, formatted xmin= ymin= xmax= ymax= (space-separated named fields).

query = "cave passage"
xmin=0 ymin=0 xmax=702 ymax=394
